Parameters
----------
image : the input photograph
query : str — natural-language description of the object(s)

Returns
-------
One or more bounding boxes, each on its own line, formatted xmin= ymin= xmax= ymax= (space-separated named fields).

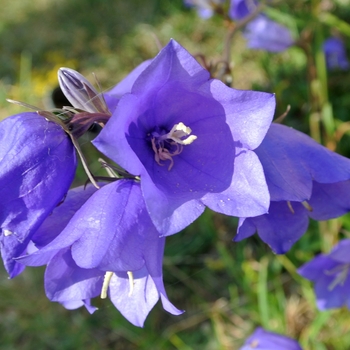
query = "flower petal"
xmin=308 ymin=181 xmax=350 ymax=221
xmin=240 ymin=327 xmax=302 ymax=350
xmin=0 ymin=113 xmax=76 ymax=276
xmin=109 ymin=268 xmax=159 ymax=327
xmin=71 ymin=180 xmax=151 ymax=271
xmin=236 ymin=201 xmax=309 ymax=254
xmin=32 ymin=184 xmax=100 ymax=248
xmin=208 ymin=80 xmax=275 ymax=150
xmin=256 ymin=124 xmax=350 ymax=202
xmin=45 ymin=248 xmax=103 ymax=303
xmin=202 ymin=150 xmax=270 ymax=217
xmin=0 ymin=113 xmax=76 ymax=242
xmin=131 ymin=39 xmax=210 ymax=96
xmin=297 ymin=255 xmax=337 ymax=281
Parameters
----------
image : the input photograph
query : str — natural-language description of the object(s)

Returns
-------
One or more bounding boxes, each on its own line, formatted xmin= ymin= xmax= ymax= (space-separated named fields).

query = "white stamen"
xmin=3 ymin=229 xmax=13 ymax=236
xmin=100 ymin=271 xmax=114 ymax=299
xmin=167 ymin=122 xmax=197 ymax=145
xmin=127 ymin=271 xmax=134 ymax=297
xmin=302 ymin=201 xmax=313 ymax=212
xmin=287 ymin=201 xmax=294 ymax=214
xmin=151 ymin=122 xmax=197 ymax=170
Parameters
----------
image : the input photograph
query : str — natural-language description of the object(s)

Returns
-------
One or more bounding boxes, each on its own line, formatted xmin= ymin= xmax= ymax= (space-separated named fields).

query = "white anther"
xmin=3 ymin=229 xmax=13 ymax=236
xmin=100 ymin=271 xmax=114 ymax=299
xmin=167 ymin=122 xmax=197 ymax=145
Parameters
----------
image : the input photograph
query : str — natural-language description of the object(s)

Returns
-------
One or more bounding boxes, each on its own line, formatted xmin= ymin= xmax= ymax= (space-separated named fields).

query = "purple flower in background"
xmin=0 ymin=112 xmax=76 ymax=277
xmin=236 ymin=123 xmax=350 ymax=253
xmin=93 ymin=39 xmax=276 ymax=236
xmin=184 ymin=0 xmax=225 ymax=19
xmin=244 ymin=15 xmax=294 ymax=52
xmin=18 ymin=180 xmax=182 ymax=326
xmin=229 ymin=0 xmax=257 ymax=20
xmin=323 ymin=37 xmax=349 ymax=71
xmin=298 ymin=239 xmax=350 ymax=310
xmin=240 ymin=327 xmax=302 ymax=349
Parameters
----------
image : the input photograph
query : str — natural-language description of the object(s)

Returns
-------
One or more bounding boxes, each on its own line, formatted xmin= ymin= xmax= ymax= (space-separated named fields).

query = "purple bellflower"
xmin=0 ymin=112 xmax=76 ymax=277
xmin=236 ymin=123 xmax=350 ymax=253
xmin=92 ymin=39 xmax=276 ymax=236
xmin=244 ymin=15 xmax=294 ymax=52
xmin=240 ymin=327 xmax=303 ymax=350
xmin=18 ymin=180 xmax=182 ymax=327
xmin=229 ymin=0 xmax=257 ymax=21
xmin=323 ymin=37 xmax=350 ymax=71
xmin=184 ymin=0 xmax=225 ymax=19
xmin=298 ymin=239 xmax=350 ymax=311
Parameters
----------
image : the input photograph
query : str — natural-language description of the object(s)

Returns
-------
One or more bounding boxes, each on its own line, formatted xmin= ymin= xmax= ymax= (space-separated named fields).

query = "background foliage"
xmin=1 ymin=0 xmax=350 ymax=349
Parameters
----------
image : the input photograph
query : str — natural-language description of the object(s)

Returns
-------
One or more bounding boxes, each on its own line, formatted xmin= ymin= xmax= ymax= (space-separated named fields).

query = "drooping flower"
xmin=92 ymin=39 xmax=276 ymax=236
xmin=18 ymin=180 xmax=182 ymax=326
xmin=240 ymin=327 xmax=303 ymax=350
xmin=298 ymin=239 xmax=350 ymax=311
xmin=184 ymin=0 xmax=225 ymax=19
xmin=229 ymin=0 xmax=257 ymax=20
xmin=0 ymin=112 xmax=77 ymax=277
xmin=236 ymin=123 xmax=350 ymax=253
xmin=244 ymin=15 xmax=294 ymax=52
xmin=323 ymin=37 xmax=349 ymax=71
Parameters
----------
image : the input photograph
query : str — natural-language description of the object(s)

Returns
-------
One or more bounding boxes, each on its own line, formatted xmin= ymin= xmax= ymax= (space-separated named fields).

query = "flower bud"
xmin=58 ymin=67 xmax=109 ymax=113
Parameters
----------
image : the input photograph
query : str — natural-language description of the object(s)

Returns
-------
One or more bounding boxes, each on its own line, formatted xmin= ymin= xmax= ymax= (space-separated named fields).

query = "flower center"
xmin=325 ymin=263 xmax=350 ymax=291
xmin=150 ymin=122 xmax=197 ymax=170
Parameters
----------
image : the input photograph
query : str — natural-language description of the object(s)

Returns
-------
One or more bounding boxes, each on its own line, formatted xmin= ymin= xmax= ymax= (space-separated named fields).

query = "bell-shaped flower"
xmin=92 ymin=39 xmax=276 ymax=236
xmin=18 ymin=180 xmax=182 ymax=327
xmin=229 ymin=0 xmax=258 ymax=21
xmin=323 ymin=37 xmax=349 ymax=71
xmin=0 ymin=112 xmax=77 ymax=277
xmin=298 ymin=239 xmax=350 ymax=310
xmin=244 ymin=15 xmax=294 ymax=52
xmin=240 ymin=327 xmax=302 ymax=350
xmin=236 ymin=123 xmax=350 ymax=253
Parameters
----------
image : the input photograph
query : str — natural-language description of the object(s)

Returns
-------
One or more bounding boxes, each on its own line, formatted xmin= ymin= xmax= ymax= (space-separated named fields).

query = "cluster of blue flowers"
xmin=0 ymin=36 xmax=349 ymax=330
xmin=0 ymin=1 xmax=349 ymax=346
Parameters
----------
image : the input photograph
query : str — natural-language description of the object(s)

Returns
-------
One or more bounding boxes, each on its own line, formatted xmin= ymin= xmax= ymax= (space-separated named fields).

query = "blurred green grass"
xmin=1 ymin=0 xmax=350 ymax=349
